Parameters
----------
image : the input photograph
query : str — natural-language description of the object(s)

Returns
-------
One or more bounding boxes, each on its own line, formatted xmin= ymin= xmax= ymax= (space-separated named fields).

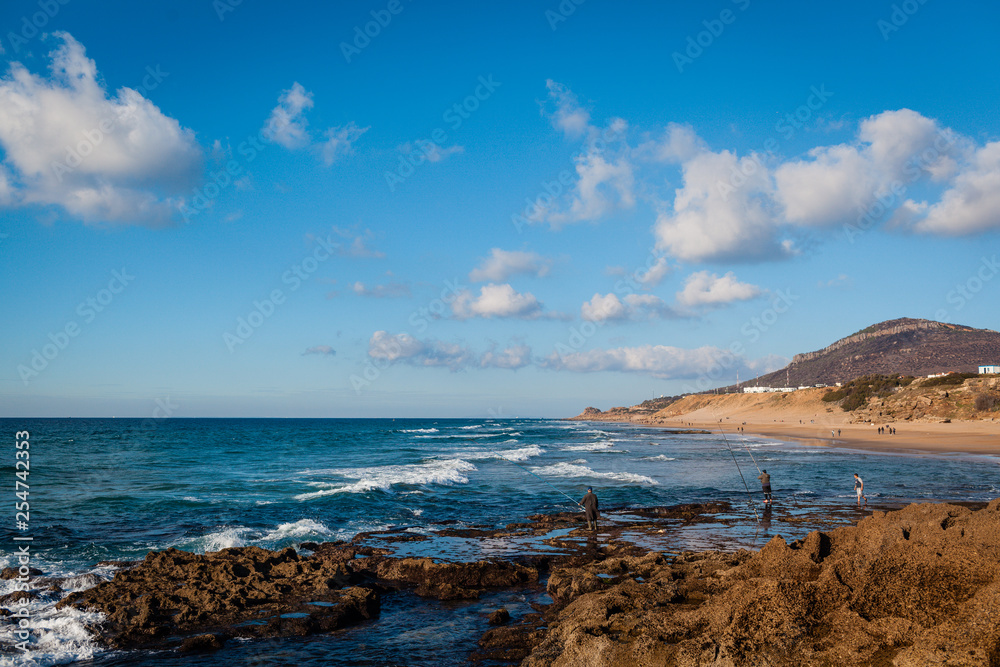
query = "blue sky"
xmin=2 ymin=0 xmax=999 ymax=417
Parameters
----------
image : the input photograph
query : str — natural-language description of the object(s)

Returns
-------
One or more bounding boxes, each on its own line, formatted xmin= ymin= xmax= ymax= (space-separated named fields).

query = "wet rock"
xmin=0 ymin=567 xmax=42 ymax=579
xmin=58 ymin=545 xmax=377 ymax=649
xmin=372 ymin=557 xmax=538 ymax=599
xmin=0 ymin=591 xmax=40 ymax=607
xmin=473 ymin=613 xmax=547 ymax=663
xmin=487 ymin=608 xmax=510 ymax=625
xmin=519 ymin=501 xmax=1000 ymax=666
xmin=178 ymin=633 xmax=225 ymax=652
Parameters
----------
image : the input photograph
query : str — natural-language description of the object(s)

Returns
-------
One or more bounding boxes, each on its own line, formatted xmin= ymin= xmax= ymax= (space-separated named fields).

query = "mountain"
xmin=740 ymin=318 xmax=1000 ymax=389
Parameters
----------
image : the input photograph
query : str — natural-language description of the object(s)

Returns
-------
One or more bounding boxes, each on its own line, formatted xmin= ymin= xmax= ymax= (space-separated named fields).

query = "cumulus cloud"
xmin=302 ymin=345 xmax=336 ymax=356
xmin=637 ymin=255 xmax=671 ymax=287
xmin=451 ymin=283 xmax=547 ymax=320
xmin=530 ymin=82 xmax=634 ymax=226
xmin=264 ymin=82 xmax=314 ymax=149
xmin=262 ymin=83 xmax=366 ymax=165
xmin=480 ymin=343 xmax=532 ymax=370
xmin=540 ymin=344 xmax=786 ymax=381
xmin=774 ymin=109 xmax=969 ymax=229
xmin=319 ymin=122 xmax=368 ymax=166
xmin=908 ymin=141 xmax=1000 ymax=235
xmin=654 ymin=148 xmax=786 ymax=262
xmin=641 ymin=123 xmax=707 ymax=163
xmin=469 ymin=248 xmax=552 ymax=282
xmin=604 ymin=255 xmax=673 ymax=289
xmin=367 ymin=332 xmax=530 ymax=372
xmin=542 ymin=80 xmax=591 ymax=140
xmin=0 ymin=32 xmax=202 ymax=226
xmin=580 ymin=293 xmax=675 ymax=322
xmin=675 ymin=271 xmax=762 ymax=308
xmin=531 ymin=90 xmax=1000 ymax=258
xmin=539 ymin=344 xmax=730 ymax=379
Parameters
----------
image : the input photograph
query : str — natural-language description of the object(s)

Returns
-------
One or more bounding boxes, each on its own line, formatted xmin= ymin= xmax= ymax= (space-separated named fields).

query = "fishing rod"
xmin=718 ymin=427 xmax=760 ymax=523
xmin=738 ymin=431 xmax=762 ymax=473
xmin=492 ymin=450 xmax=585 ymax=512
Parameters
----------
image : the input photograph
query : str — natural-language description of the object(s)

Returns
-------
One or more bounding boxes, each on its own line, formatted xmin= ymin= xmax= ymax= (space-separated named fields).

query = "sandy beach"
xmin=669 ymin=418 xmax=1000 ymax=456
xmin=575 ymin=385 xmax=1000 ymax=456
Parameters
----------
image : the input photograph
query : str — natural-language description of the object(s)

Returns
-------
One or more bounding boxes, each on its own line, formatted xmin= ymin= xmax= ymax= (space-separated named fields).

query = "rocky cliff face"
xmin=747 ymin=318 xmax=1000 ymax=389
xmin=791 ymin=319 xmax=946 ymax=364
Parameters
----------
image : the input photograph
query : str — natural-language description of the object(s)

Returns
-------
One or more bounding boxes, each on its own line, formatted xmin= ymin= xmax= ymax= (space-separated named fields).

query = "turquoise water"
xmin=1 ymin=417 xmax=997 ymax=665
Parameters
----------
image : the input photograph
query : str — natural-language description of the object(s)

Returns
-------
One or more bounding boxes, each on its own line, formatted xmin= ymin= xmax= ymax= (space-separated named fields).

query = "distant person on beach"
xmin=854 ymin=473 xmax=868 ymax=508
xmin=581 ymin=487 xmax=599 ymax=531
xmin=758 ymin=470 xmax=772 ymax=504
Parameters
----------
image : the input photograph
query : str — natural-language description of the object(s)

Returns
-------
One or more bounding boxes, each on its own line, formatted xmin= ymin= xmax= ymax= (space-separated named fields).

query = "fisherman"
xmin=581 ymin=486 xmax=599 ymax=531
xmin=757 ymin=469 xmax=772 ymax=504
xmin=853 ymin=473 xmax=868 ymax=508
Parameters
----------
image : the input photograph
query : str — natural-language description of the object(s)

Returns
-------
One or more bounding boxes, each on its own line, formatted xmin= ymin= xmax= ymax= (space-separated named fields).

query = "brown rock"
xmin=57 ymin=545 xmax=376 ymax=650
xmin=178 ymin=633 xmax=224 ymax=652
xmin=1 ymin=567 xmax=42 ymax=579
xmin=519 ymin=501 xmax=1000 ymax=666
xmin=488 ymin=608 xmax=511 ymax=625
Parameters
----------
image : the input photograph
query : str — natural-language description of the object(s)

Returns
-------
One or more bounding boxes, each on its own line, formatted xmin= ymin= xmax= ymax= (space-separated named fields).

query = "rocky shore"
xmin=8 ymin=500 xmax=1000 ymax=665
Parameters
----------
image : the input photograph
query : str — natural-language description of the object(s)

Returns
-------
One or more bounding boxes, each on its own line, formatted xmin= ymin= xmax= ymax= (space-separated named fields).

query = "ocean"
xmin=2 ymin=417 xmax=998 ymax=666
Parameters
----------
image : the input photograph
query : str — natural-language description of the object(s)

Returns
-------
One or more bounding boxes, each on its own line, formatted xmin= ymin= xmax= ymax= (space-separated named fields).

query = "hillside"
xmin=735 ymin=318 xmax=1000 ymax=390
xmin=569 ymin=374 xmax=1000 ymax=426
xmin=569 ymin=317 xmax=1000 ymax=425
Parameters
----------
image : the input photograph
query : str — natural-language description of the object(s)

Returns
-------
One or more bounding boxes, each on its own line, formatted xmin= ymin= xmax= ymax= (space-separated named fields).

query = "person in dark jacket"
xmin=581 ymin=487 xmax=599 ymax=531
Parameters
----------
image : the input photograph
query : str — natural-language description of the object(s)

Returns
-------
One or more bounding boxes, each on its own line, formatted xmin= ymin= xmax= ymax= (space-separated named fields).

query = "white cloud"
xmin=654 ymin=148 xmax=785 ymax=262
xmin=675 ymin=271 xmax=762 ymax=308
xmin=367 ymin=332 xmax=529 ymax=372
xmin=319 ymin=122 xmax=368 ymax=166
xmin=368 ymin=331 xmax=427 ymax=362
xmin=637 ymin=255 xmax=671 ymax=287
xmin=774 ymin=144 xmax=877 ymax=227
xmin=264 ymin=82 xmax=314 ymax=149
xmin=469 ymin=248 xmax=552 ymax=282
xmin=0 ymin=32 xmax=202 ymax=226
xmin=581 ymin=293 xmax=627 ymax=322
xmin=302 ymin=345 xmax=336 ymax=356
xmin=480 ymin=343 xmax=532 ymax=370
xmin=543 ymin=80 xmax=591 ymax=140
xmin=553 ymin=149 xmax=634 ymax=224
xmin=540 ymin=344 xmax=728 ymax=378
xmin=580 ymin=292 xmax=675 ymax=322
xmin=909 ymin=141 xmax=1000 ymax=235
xmin=532 ymin=85 xmax=1000 ymax=255
xmin=351 ymin=280 xmax=410 ymax=298
xmin=641 ymin=123 xmax=706 ymax=163
xmin=774 ymin=109 xmax=968 ymax=228
xmin=540 ymin=344 xmax=786 ymax=380
xmin=530 ymin=81 xmax=634 ymax=226
xmin=0 ymin=165 xmax=13 ymax=206
xmin=451 ymin=283 xmax=546 ymax=320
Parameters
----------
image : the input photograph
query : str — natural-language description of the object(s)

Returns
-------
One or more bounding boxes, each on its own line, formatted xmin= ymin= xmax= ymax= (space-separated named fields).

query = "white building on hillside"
xmin=743 ymin=386 xmax=796 ymax=393
xmin=980 ymin=365 xmax=1000 ymax=374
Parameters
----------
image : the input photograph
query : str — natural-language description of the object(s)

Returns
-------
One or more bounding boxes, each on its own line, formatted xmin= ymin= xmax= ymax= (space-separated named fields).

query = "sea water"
xmin=1 ymin=417 xmax=997 ymax=666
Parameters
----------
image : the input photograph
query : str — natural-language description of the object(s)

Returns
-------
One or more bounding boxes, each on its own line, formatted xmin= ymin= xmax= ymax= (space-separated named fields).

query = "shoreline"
xmin=575 ymin=416 xmax=1000 ymax=457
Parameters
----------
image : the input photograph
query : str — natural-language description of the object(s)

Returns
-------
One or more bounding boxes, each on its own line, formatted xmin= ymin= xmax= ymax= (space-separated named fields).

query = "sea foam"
xmin=530 ymin=462 xmax=658 ymax=485
xmin=295 ymin=459 xmax=477 ymax=500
